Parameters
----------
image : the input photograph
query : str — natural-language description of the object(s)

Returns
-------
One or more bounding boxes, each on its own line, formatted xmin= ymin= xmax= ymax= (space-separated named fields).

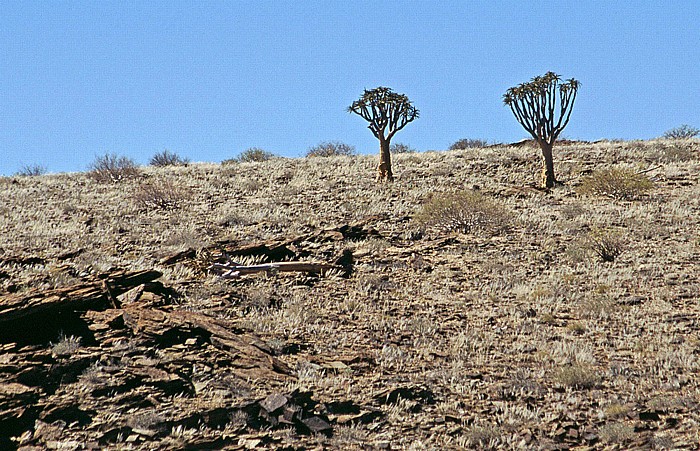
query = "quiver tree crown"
xmin=348 ymin=87 xmax=419 ymax=141
xmin=503 ymin=72 xmax=579 ymax=146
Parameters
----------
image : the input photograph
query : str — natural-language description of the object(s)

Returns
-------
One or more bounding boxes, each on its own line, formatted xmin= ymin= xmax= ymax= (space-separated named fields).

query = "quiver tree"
xmin=503 ymin=72 xmax=579 ymax=188
xmin=348 ymin=87 xmax=419 ymax=182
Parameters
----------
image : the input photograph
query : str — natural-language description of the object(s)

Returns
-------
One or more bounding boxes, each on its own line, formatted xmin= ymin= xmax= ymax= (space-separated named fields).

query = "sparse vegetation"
xmin=305 ymin=141 xmax=356 ymax=158
xmin=2 ymin=139 xmax=700 ymax=448
xmin=88 ymin=152 xmax=140 ymax=182
xmin=449 ymin=138 xmax=488 ymax=150
xmin=149 ymin=149 xmax=190 ymax=167
xmin=413 ymin=190 xmax=511 ymax=234
xmin=662 ymin=124 xmax=700 ymax=140
xmin=578 ymin=167 xmax=654 ymax=199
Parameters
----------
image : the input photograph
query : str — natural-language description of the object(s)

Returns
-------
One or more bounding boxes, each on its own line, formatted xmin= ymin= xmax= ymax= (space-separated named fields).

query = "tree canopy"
xmin=348 ymin=87 xmax=419 ymax=141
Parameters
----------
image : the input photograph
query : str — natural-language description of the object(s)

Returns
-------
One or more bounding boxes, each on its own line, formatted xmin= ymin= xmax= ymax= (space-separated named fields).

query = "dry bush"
xmin=133 ymin=179 xmax=190 ymax=210
xmin=586 ymin=228 xmax=627 ymax=262
xmin=16 ymin=164 xmax=47 ymax=177
xmin=306 ymin=141 xmax=355 ymax=157
xmin=235 ymin=147 xmax=276 ymax=163
xmin=662 ymin=124 xmax=699 ymax=140
xmin=552 ymin=363 xmax=600 ymax=389
xmin=413 ymin=190 xmax=511 ymax=234
xmin=598 ymin=422 xmax=634 ymax=444
xmin=449 ymin=138 xmax=488 ymax=150
xmin=578 ymin=167 xmax=653 ymax=200
xmin=89 ymin=153 xmax=140 ymax=182
xmin=50 ymin=333 xmax=82 ymax=357
xmin=390 ymin=142 xmax=417 ymax=154
xmin=149 ymin=149 xmax=190 ymax=167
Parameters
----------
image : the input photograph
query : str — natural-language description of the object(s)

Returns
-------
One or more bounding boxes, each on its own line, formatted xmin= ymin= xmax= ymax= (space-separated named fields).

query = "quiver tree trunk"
xmin=539 ymin=141 xmax=556 ymax=188
xmin=377 ymin=138 xmax=393 ymax=182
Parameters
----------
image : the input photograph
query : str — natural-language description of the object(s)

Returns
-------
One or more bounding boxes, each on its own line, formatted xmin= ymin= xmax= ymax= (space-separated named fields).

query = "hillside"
xmin=1 ymin=140 xmax=699 ymax=450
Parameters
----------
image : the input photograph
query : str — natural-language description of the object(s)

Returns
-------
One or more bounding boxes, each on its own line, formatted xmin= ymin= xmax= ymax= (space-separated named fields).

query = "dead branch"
xmin=209 ymin=261 xmax=340 ymax=279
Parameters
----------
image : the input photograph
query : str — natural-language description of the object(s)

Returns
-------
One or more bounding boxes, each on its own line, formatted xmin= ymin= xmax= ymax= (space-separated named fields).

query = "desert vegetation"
xmin=0 ymin=138 xmax=698 ymax=449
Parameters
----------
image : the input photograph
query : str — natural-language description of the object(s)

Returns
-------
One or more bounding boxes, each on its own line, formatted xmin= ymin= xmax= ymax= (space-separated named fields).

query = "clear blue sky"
xmin=2 ymin=1 xmax=699 ymax=175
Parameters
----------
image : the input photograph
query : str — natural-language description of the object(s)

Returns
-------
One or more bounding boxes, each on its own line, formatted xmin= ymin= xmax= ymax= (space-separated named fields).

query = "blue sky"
xmin=1 ymin=1 xmax=699 ymax=175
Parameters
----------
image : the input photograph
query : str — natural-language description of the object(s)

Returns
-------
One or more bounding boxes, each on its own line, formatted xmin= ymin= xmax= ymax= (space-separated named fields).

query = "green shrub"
xmin=449 ymin=138 xmax=488 ymax=150
xmin=414 ymin=190 xmax=511 ymax=234
xmin=88 ymin=153 xmax=140 ymax=182
xmin=306 ymin=141 xmax=355 ymax=157
xmin=15 ymin=164 xmax=47 ymax=177
xmin=149 ymin=150 xmax=190 ymax=167
xmin=662 ymin=124 xmax=699 ymax=139
xmin=578 ymin=168 xmax=653 ymax=200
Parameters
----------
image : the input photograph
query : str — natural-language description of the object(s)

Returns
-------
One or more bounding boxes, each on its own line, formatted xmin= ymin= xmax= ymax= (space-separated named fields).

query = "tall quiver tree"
xmin=503 ymin=72 xmax=579 ymax=188
xmin=348 ymin=87 xmax=419 ymax=182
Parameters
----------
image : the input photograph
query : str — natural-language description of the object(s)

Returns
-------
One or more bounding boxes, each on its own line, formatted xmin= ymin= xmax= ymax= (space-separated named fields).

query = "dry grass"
xmin=1 ymin=139 xmax=700 ymax=448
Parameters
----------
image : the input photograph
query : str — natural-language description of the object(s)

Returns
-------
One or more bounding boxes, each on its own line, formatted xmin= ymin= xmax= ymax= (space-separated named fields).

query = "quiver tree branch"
xmin=348 ymin=86 xmax=419 ymax=182
xmin=503 ymin=72 xmax=579 ymax=188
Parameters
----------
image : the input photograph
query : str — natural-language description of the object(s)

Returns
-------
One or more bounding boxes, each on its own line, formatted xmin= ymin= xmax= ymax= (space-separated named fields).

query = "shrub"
xmin=149 ymin=150 xmax=190 ymax=167
xmin=236 ymin=147 xmax=276 ymax=163
xmin=133 ymin=179 xmax=190 ymax=210
xmin=552 ymin=363 xmax=600 ymax=389
xmin=390 ymin=142 xmax=417 ymax=154
xmin=15 ymin=164 xmax=47 ymax=177
xmin=578 ymin=168 xmax=653 ymax=200
xmin=449 ymin=138 xmax=488 ymax=150
xmin=586 ymin=228 xmax=627 ymax=263
xmin=306 ymin=141 xmax=355 ymax=157
xmin=50 ymin=333 xmax=82 ymax=356
xmin=89 ymin=153 xmax=139 ymax=182
xmin=414 ymin=190 xmax=511 ymax=235
xmin=662 ymin=124 xmax=699 ymax=139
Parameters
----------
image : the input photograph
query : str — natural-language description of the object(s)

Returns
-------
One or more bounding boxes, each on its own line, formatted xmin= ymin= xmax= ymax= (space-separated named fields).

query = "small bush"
xmin=133 ymin=179 xmax=190 ymax=210
xmin=306 ymin=141 xmax=355 ymax=157
xmin=149 ymin=150 xmax=190 ymax=167
xmin=16 ymin=164 xmax=47 ymax=177
xmin=553 ymin=363 xmax=600 ymax=389
xmin=598 ymin=422 xmax=634 ymax=444
xmin=662 ymin=124 xmax=699 ymax=139
xmin=586 ymin=228 xmax=627 ymax=262
xmin=390 ymin=142 xmax=417 ymax=154
xmin=414 ymin=190 xmax=511 ymax=235
xmin=236 ymin=147 xmax=276 ymax=163
xmin=51 ymin=333 xmax=82 ymax=356
xmin=449 ymin=138 xmax=488 ymax=150
xmin=89 ymin=153 xmax=139 ymax=182
xmin=578 ymin=168 xmax=653 ymax=200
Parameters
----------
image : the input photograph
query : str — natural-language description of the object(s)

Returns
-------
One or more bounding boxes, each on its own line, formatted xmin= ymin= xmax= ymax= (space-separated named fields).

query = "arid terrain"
xmin=1 ymin=139 xmax=699 ymax=450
